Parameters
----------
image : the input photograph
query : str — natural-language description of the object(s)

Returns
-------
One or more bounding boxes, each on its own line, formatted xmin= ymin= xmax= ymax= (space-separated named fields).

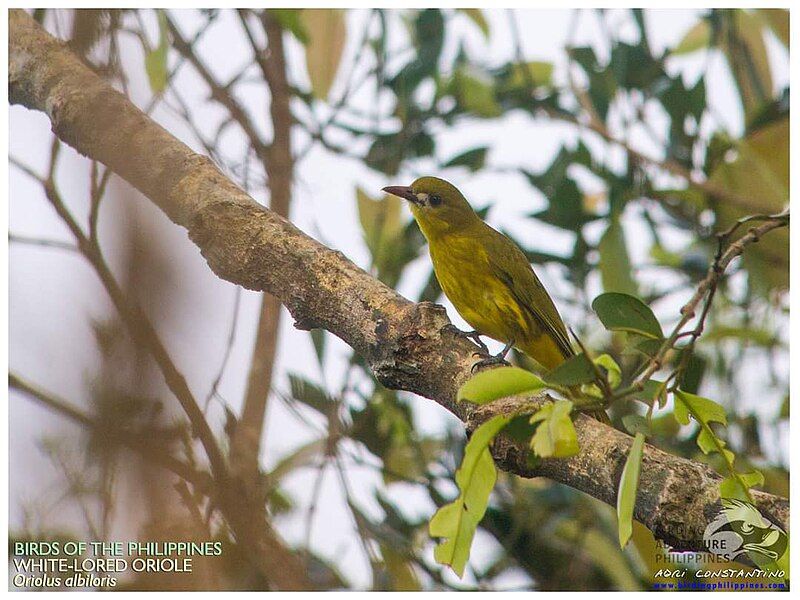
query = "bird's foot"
xmin=470 ymin=339 xmax=515 ymax=373
xmin=471 ymin=354 xmax=511 ymax=373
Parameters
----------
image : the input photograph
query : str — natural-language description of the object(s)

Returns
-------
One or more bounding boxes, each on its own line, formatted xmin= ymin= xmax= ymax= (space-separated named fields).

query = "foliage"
xmin=428 ymin=415 xmax=510 ymax=577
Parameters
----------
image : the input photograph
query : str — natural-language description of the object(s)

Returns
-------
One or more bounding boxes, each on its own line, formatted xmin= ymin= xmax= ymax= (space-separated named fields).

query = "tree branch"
xmin=9 ymin=371 xmax=213 ymax=495
xmin=8 ymin=9 xmax=787 ymax=552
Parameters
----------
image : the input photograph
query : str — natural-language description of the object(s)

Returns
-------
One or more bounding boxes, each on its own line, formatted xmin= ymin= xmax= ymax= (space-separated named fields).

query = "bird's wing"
xmin=484 ymin=227 xmax=574 ymax=359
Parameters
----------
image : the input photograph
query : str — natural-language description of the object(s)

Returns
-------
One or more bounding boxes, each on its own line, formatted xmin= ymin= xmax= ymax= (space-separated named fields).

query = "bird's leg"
xmin=463 ymin=329 xmax=490 ymax=354
xmin=471 ymin=339 xmax=515 ymax=373
xmin=442 ymin=324 xmax=490 ymax=354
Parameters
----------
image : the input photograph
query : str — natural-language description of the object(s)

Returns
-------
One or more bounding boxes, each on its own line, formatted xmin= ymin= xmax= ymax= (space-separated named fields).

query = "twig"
xmin=9 ymin=233 xmax=79 ymax=253
xmin=203 ymin=286 xmax=242 ymax=411
xmin=165 ymin=13 xmax=269 ymax=160
xmin=612 ymin=213 xmax=789 ymax=402
xmin=37 ymin=148 xmax=228 ymax=484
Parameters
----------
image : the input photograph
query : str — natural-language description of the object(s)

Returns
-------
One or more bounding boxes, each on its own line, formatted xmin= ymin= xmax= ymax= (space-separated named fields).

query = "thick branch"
xmin=8 ymin=9 xmax=788 ymax=551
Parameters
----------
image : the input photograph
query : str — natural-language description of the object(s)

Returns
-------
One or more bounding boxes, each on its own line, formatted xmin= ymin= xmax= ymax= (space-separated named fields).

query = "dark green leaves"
xmin=443 ymin=146 xmax=489 ymax=172
xmin=592 ymin=293 xmax=664 ymax=339
xmin=288 ymin=374 xmax=335 ymax=416
xmin=525 ymin=145 xmax=599 ymax=232
xmin=568 ymin=46 xmax=617 ymax=120
xmin=390 ymin=9 xmax=444 ymax=98
xmin=546 ymin=353 xmax=596 ymax=387
xmin=429 ymin=414 xmax=510 ymax=577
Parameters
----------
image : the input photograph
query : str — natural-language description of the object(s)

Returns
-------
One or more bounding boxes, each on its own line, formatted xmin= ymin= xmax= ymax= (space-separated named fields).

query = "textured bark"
xmin=8 ymin=9 xmax=788 ymax=551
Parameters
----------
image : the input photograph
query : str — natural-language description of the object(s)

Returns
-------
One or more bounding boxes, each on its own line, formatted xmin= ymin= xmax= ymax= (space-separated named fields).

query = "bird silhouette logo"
xmin=703 ymin=498 xmax=787 ymax=562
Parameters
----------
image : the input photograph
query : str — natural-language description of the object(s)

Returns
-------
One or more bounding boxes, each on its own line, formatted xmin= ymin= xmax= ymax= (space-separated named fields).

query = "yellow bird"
xmin=383 ymin=176 xmax=574 ymax=372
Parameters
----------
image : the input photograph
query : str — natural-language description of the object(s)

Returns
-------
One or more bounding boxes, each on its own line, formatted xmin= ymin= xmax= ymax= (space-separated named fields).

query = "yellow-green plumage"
xmin=383 ymin=176 xmax=574 ymax=371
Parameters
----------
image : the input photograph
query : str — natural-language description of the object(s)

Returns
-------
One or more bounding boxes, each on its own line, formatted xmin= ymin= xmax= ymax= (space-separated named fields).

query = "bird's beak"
xmin=382 ymin=185 xmax=419 ymax=204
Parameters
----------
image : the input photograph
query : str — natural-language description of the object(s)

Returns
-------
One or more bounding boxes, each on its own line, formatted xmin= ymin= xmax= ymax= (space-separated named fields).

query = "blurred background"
xmin=9 ymin=7 xmax=789 ymax=591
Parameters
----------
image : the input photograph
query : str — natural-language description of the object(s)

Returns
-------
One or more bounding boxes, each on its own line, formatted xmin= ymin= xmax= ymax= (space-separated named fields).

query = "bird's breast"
xmin=429 ymin=236 xmax=530 ymax=343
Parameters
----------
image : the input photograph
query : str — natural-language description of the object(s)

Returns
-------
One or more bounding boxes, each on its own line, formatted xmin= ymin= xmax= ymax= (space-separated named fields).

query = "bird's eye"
xmin=429 ymin=194 xmax=442 ymax=207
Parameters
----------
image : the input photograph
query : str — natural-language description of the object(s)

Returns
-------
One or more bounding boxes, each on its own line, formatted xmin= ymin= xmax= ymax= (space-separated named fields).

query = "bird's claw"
xmin=471 ymin=353 xmax=511 ymax=373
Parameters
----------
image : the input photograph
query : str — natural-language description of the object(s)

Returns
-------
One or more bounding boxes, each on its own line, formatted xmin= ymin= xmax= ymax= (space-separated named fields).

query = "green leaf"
xmin=622 ymin=414 xmax=650 ymax=436
xmin=598 ymin=217 xmax=638 ymax=296
xmin=568 ymin=46 xmax=617 ymax=120
xmin=310 ymin=329 xmax=326 ymax=369
xmin=503 ymin=61 xmax=554 ymax=90
xmin=391 ymin=9 xmax=444 ymax=97
xmin=673 ymin=390 xmax=727 ymax=427
xmin=529 ymin=400 xmax=579 ymax=458
xmin=674 ymin=390 xmax=758 ymax=502
xmin=546 ymin=353 xmax=596 ymax=387
xmin=429 ymin=414 xmax=510 ymax=577
xmin=594 ymin=354 xmax=621 ymax=389
xmin=649 ymin=243 xmax=684 ymax=268
xmin=457 ymin=366 xmax=547 ymax=405
xmin=144 ymin=10 xmax=169 ymax=93
xmin=642 ymin=378 xmax=668 ymax=408
xmin=443 ymin=147 xmax=489 ymax=172
xmin=671 ymin=20 xmax=710 ymax=55
xmin=678 ymin=352 xmax=707 ymax=395
xmin=304 ymin=9 xmax=346 ymax=99
xmin=630 ymin=337 xmax=662 ymax=358
xmin=503 ymin=414 xmax=540 ymax=444
xmin=617 ymin=432 xmax=645 ymax=548
xmin=458 ymin=8 xmax=489 ymax=38
xmin=270 ymin=9 xmax=309 ymax=44
xmin=709 ymin=118 xmax=788 ymax=290
xmin=288 ymin=374 xmax=334 ymax=416
xmin=592 ymin=292 xmax=664 ymax=339
xmin=720 ymin=470 xmax=764 ymax=501
xmin=450 ymin=65 xmax=501 ymax=118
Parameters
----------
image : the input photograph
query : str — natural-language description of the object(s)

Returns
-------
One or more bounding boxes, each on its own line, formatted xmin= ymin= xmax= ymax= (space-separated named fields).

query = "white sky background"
xmin=8 ymin=8 xmax=790 ymax=589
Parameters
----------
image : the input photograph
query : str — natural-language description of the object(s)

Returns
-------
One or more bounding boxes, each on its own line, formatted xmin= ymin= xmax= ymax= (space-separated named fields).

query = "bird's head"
xmin=382 ymin=176 xmax=478 ymax=239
